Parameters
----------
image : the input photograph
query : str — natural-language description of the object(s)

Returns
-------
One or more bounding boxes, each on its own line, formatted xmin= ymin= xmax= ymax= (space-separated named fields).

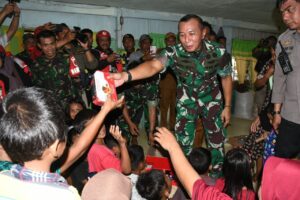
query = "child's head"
xmin=0 ymin=87 xmax=66 ymax=164
xmin=82 ymin=169 xmax=132 ymax=200
xmin=223 ymin=148 xmax=253 ymax=198
xmin=188 ymin=147 xmax=211 ymax=175
xmin=73 ymin=109 xmax=103 ymax=144
xmin=73 ymin=109 xmax=97 ymax=133
xmin=136 ymin=169 xmax=171 ymax=200
xmin=259 ymin=103 xmax=274 ymax=132
xmin=105 ymin=137 xmax=120 ymax=157
xmin=66 ymin=98 xmax=85 ymax=120
xmin=128 ymin=144 xmax=145 ymax=173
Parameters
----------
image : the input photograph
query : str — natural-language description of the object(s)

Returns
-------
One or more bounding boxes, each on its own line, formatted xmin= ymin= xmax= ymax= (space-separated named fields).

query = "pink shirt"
xmin=192 ymin=179 xmax=232 ymax=200
xmin=262 ymin=156 xmax=300 ymax=200
xmin=87 ymin=144 xmax=121 ymax=173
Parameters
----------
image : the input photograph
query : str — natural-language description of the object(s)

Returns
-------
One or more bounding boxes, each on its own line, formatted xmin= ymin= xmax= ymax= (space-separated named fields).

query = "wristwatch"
xmin=271 ymin=110 xmax=281 ymax=115
xmin=125 ymin=71 xmax=132 ymax=82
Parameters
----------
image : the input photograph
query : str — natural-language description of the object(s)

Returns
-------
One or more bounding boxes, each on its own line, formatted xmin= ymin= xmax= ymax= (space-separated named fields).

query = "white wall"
xmin=0 ymin=0 xmax=279 ymax=51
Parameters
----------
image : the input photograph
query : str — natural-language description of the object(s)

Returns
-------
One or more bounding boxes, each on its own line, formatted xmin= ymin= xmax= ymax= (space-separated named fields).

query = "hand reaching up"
xmin=101 ymin=95 xmax=124 ymax=113
xmin=154 ymin=127 xmax=179 ymax=153
xmin=110 ymin=125 xmax=126 ymax=144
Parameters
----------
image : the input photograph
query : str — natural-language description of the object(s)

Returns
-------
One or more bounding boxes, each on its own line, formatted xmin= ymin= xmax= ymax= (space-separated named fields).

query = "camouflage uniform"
xmin=159 ymin=40 xmax=232 ymax=176
xmin=31 ymin=52 xmax=80 ymax=109
xmin=117 ymin=51 xmax=160 ymax=142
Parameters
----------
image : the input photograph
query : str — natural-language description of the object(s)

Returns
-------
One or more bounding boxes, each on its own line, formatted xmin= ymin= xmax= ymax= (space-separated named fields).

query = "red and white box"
xmin=92 ymin=71 xmax=117 ymax=106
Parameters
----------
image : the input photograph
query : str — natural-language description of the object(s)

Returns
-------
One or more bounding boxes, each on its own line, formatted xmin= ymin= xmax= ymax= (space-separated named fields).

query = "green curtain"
xmin=149 ymin=33 xmax=166 ymax=49
xmin=0 ymin=26 xmax=24 ymax=55
xmin=232 ymin=39 xmax=258 ymax=58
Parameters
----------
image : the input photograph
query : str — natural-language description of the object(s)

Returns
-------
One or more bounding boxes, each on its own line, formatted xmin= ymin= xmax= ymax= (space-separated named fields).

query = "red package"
xmin=0 ymin=80 xmax=6 ymax=102
xmin=92 ymin=71 xmax=117 ymax=106
xmin=69 ymin=55 xmax=80 ymax=78
xmin=145 ymin=155 xmax=177 ymax=186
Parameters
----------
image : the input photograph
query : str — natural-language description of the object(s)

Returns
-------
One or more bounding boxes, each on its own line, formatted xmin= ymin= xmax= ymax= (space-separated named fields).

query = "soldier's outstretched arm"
xmin=110 ymin=59 xmax=164 ymax=87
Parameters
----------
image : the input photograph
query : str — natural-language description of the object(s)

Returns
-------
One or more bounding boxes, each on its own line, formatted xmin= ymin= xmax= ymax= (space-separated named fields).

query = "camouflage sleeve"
xmin=156 ymin=46 xmax=175 ymax=73
xmin=217 ymin=49 xmax=232 ymax=77
xmin=30 ymin=61 xmax=40 ymax=86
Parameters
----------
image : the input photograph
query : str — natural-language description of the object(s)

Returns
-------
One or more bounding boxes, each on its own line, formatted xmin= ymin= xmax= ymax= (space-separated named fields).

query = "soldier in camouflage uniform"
xmin=31 ymin=30 xmax=80 ymax=109
xmin=120 ymin=34 xmax=159 ymax=144
xmin=111 ymin=14 xmax=232 ymax=177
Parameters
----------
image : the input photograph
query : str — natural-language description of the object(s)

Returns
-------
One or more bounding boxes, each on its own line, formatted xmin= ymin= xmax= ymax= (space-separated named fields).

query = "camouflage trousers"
xmin=175 ymin=86 xmax=226 ymax=178
xmin=117 ymin=77 xmax=159 ymax=143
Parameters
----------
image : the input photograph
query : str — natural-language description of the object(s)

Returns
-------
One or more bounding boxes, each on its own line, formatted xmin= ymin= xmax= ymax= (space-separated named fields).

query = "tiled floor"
xmin=137 ymin=116 xmax=253 ymax=155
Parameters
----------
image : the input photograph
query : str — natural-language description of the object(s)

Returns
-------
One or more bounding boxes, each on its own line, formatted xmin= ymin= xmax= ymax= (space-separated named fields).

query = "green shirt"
xmin=31 ymin=52 xmax=79 ymax=108
xmin=159 ymin=40 xmax=232 ymax=100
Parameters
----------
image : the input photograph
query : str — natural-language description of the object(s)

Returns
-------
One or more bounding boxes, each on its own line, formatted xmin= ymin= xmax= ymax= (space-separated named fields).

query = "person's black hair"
xmin=188 ymin=147 xmax=211 ymax=174
xmin=276 ymin=0 xmax=300 ymax=8
xmin=80 ymin=28 xmax=93 ymax=36
xmin=0 ymin=87 xmax=66 ymax=163
xmin=36 ymin=30 xmax=56 ymax=44
xmin=259 ymin=103 xmax=274 ymax=131
xmin=54 ymin=23 xmax=69 ymax=34
xmin=266 ymin=35 xmax=277 ymax=49
xmin=209 ymin=30 xmax=217 ymax=39
xmin=104 ymin=136 xmax=119 ymax=150
xmin=179 ymin=14 xmax=203 ymax=29
xmin=217 ymin=36 xmax=227 ymax=42
xmin=222 ymin=148 xmax=254 ymax=200
xmin=202 ymin=21 xmax=213 ymax=33
xmin=136 ymin=169 xmax=166 ymax=200
xmin=73 ymin=109 xmax=97 ymax=134
xmin=122 ymin=33 xmax=135 ymax=43
xmin=128 ymin=144 xmax=145 ymax=171
xmin=65 ymin=98 xmax=85 ymax=121
xmin=22 ymin=33 xmax=35 ymax=43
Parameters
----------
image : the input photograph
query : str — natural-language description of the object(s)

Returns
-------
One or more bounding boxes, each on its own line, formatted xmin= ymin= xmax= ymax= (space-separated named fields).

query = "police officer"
xmin=272 ymin=0 xmax=300 ymax=158
xmin=111 ymin=14 xmax=232 ymax=177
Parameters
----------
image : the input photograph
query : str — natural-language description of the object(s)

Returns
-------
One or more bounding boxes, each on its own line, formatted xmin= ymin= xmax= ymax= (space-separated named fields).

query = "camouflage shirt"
xmin=159 ymin=40 xmax=232 ymax=100
xmin=31 ymin=52 xmax=79 ymax=107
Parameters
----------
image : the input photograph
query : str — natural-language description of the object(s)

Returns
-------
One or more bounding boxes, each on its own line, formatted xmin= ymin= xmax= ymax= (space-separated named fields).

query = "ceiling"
xmin=48 ymin=0 xmax=279 ymax=26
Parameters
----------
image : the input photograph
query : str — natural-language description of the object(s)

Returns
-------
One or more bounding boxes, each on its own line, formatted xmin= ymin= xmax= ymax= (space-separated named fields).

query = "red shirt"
xmin=87 ymin=144 xmax=121 ymax=173
xmin=192 ymin=179 xmax=232 ymax=200
xmin=214 ymin=178 xmax=255 ymax=200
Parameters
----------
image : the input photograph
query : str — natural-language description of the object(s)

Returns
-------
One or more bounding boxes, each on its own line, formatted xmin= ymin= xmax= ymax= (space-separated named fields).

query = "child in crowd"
xmin=72 ymin=108 xmax=131 ymax=175
xmin=172 ymin=147 xmax=216 ymax=200
xmin=105 ymin=136 xmax=122 ymax=158
xmin=0 ymin=89 xmax=124 ymax=177
xmin=215 ymin=148 xmax=255 ymax=200
xmin=58 ymin=95 xmax=124 ymax=174
xmin=66 ymin=109 xmax=131 ymax=175
xmin=65 ymin=98 xmax=85 ymax=126
xmin=128 ymin=144 xmax=146 ymax=200
xmin=0 ymin=87 xmax=80 ymax=199
xmin=136 ymin=169 xmax=171 ymax=200
xmin=88 ymin=124 xmax=131 ymax=174
xmin=189 ymin=147 xmax=216 ymax=186
xmin=66 ymin=109 xmax=97 ymax=194
xmin=242 ymin=104 xmax=274 ymax=181
xmin=154 ymin=127 xmax=231 ymax=200
xmin=82 ymin=169 xmax=132 ymax=200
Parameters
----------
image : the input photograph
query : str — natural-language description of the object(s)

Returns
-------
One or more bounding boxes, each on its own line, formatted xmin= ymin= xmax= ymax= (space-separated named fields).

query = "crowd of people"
xmin=0 ymin=0 xmax=300 ymax=199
